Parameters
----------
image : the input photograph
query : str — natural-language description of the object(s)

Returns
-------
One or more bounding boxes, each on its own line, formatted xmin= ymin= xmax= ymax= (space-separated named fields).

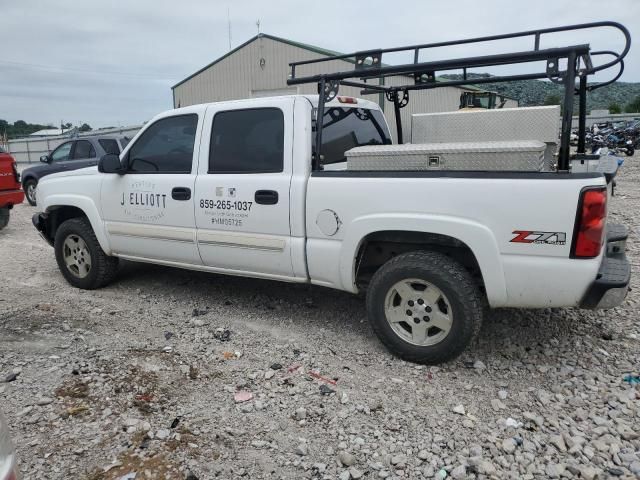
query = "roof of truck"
xmin=169 ymin=95 xmax=382 ymax=115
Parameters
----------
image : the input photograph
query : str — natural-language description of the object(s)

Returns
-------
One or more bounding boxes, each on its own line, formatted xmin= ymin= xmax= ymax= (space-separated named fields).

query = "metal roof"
xmin=172 ymin=33 xmax=345 ymax=90
xmin=29 ymin=128 xmax=69 ymax=136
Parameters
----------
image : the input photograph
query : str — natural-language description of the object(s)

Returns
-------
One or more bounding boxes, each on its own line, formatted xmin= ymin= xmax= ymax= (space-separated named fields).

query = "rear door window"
xmin=98 ymin=139 xmax=121 ymax=155
xmin=209 ymin=108 xmax=284 ymax=173
xmin=71 ymin=140 xmax=96 ymax=160
xmin=315 ymin=107 xmax=391 ymax=167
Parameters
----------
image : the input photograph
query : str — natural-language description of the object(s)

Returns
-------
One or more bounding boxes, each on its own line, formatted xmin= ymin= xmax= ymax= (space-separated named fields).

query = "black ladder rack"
xmin=287 ymin=21 xmax=630 ymax=172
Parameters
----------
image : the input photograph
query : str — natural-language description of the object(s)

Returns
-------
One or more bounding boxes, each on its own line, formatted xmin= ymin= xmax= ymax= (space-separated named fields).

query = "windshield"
xmin=313 ymin=107 xmax=391 ymax=166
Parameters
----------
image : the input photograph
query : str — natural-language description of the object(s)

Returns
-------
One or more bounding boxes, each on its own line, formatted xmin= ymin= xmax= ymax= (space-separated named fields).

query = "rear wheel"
xmin=24 ymin=179 xmax=37 ymax=206
xmin=0 ymin=208 xmax=9 ymax=230
xmin=366 ymin=251 xmax=483 ymax=364
xmin=54 ymin=217 xmax=118 ymax=289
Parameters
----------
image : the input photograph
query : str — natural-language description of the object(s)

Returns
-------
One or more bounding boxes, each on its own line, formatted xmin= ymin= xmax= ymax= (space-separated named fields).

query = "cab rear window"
xmin=314 ymin=107 xmax=391 ymax=166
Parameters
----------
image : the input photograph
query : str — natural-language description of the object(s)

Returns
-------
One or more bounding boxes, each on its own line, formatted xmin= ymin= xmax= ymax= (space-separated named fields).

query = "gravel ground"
xmin=1 ymin=160 xmax=639 ymax=480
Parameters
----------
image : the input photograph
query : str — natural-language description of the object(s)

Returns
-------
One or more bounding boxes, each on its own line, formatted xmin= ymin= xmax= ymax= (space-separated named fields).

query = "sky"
xmin=1 ymin=0 xmax=638 ymax=128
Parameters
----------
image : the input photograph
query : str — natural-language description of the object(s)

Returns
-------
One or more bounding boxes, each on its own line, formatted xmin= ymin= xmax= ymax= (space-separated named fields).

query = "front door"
xmin=101 ymin=112 xmax=202 ymax=265
xmin=193 ymin=99 xmax=294 ymax=278
xmin=47 ymin=141 xmax=74 ymax=174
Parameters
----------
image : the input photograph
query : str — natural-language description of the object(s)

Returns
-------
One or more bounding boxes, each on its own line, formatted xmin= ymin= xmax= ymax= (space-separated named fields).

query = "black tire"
xmin=23 ymin=178 xmax=37 ymax=206
xmin=54 ymin=217 xmax=118 ymax=289
xmin=625 ymin=147 xmax=634 ymax=157
xmin=366 ymin=251 xmax=483 ymax=365
xmin=0 ymin=208 xmax=9 ymax=230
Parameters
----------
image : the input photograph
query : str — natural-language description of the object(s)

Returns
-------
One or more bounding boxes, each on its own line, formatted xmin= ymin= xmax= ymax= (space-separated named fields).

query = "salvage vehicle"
xmin=0 ymin=146 xmax=24 ymax=231
xmin=33 ymin=22 xmax=631 ymax=364
xmin=21 ymin=135 xmax=129 ymax=206
xmin=0 ymin=411 xmax=17 ymax=480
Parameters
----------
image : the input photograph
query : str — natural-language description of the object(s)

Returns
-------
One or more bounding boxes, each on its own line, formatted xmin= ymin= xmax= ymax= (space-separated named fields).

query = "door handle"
xmin=255 ymin=190 xmax=278 ymax=205
xmin=171 ymin=187 xmax=191 ymax=201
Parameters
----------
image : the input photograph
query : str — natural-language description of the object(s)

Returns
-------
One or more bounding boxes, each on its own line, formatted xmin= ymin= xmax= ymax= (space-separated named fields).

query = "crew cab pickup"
xmin=32 ymin=95 xmax=631 ymax=364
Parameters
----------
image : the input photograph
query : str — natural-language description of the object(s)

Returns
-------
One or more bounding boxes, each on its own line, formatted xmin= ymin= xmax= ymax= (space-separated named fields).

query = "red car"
xmin=0 ymin=146 xmax=24 ymax=230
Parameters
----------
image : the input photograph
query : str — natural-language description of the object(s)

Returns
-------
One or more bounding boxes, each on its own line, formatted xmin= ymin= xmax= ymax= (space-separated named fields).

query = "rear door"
xmin=65 ymin=139 xmax=98 ymax=169
xmin=193 ymin=98 xmax=295 ymax=278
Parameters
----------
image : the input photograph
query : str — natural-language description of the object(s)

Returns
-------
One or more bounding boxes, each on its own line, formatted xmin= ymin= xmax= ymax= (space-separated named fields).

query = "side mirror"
xmin=98 ymin=154 xmax=125 ymax=174
xmin=40 ymin=155 xmax=51 ymax=164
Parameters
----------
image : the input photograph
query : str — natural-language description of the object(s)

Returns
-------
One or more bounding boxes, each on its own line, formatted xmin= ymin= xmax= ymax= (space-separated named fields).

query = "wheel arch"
xmin=340 ymin=214 xmax=508 ymax=307
xmin=42 ymin=197 xmax=111 ymax=254
xmin=21 ymin=173 xmax=38 ymax=186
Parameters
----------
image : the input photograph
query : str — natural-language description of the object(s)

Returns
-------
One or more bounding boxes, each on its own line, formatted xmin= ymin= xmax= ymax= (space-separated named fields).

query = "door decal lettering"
xmin=201 ymin=187 xmax=249 ymax=227
xmin=120 ymin=180 xmax=167 ymax=222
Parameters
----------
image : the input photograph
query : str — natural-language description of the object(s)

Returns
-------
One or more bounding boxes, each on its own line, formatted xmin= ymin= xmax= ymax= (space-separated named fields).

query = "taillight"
xmin=571 ymin=187 xmax=607 ymax=258
xmin=11 ymin=161 xmax=19 ymax=183
xmin=337 ymin=96 xmax=357 ymax=104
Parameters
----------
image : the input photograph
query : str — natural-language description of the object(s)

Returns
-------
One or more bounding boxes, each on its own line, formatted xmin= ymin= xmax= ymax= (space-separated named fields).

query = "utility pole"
xmin=256 ymin=19 xmax=260 ymax=34
xmin=227 ymin=8 xmax=232 ymax=50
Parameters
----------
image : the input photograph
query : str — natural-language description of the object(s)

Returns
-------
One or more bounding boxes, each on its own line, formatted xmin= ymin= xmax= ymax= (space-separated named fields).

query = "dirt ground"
xmin=1 ymin=159 xmax=639 ymax=480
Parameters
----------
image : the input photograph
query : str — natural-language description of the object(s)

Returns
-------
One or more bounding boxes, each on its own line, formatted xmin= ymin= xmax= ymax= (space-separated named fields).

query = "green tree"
xmin=79 ymin=123 xmax=92 ymax=132
xmin=543 ymin=94 xmax=561 ymax=105
xmin=624 ymin=95 xmax=640 ymax=113
xmin=609 ymin=102 xmax=622 ymax=114
xmin=62 ymin=122 xmax=73 ymax=130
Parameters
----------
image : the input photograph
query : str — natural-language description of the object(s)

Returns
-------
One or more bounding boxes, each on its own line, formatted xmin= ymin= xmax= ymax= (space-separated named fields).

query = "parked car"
xmin=0 ymin=146 xmax=25 ymax=230
xmin=0 ymin=411 xmax=17 ymax=480
xmin=21 ymin=136 xmax=129 ymax=206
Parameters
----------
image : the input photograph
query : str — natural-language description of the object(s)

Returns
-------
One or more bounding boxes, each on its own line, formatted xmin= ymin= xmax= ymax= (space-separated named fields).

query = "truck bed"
xmin=305 ymin=169 xmax=607 ymax=309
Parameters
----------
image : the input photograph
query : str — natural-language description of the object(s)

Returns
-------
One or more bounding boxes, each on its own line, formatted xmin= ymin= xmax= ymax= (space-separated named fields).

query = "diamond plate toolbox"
xmin=346 ymin=141 xmax=547 ymax=171
xmin=410 ymin=106 xmax=561 ymax=144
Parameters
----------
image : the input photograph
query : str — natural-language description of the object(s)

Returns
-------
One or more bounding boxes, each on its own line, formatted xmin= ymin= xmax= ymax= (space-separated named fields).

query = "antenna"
xmin=227 ymin=8 xmax=232 ymax=50
xmin=256 ymin=19 xmax=260 ymax=34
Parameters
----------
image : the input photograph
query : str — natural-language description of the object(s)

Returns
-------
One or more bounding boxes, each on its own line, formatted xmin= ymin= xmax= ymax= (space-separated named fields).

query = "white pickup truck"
xmin=32 ymin=94 xmax=630 ymax=364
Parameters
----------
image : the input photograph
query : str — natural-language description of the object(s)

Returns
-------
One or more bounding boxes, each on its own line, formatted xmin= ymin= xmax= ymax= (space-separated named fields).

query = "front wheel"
xmin=54 ymin=217 xmax=119 ymax=289
xmin=366 ymin=251 xmax=484 ymax=364
xmin=0 ymin=208 xmax=9 ymax=230
xmin=626 ymin=146 xmax=635 ymax=157
xmin=24 ymin=179 xmax=38 ymax=206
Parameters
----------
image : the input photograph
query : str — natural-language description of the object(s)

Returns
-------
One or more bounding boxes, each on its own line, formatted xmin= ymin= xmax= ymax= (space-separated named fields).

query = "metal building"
xmin=172 ymin=34 xmax=517 ymax=141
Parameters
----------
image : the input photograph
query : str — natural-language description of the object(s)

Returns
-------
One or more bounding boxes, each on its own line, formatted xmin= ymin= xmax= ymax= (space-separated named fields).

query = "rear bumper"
xmin=0 ymin=189 xmax=24 ymax=208
xmin=580 ymin=223 xmax=631 ymax=309
xmin=32 ymin=212 xmax=53 ymax=246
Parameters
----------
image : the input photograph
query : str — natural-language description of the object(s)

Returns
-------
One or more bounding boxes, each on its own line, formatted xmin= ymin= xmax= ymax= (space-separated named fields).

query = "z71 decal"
xmin=511 ymin=230 xmax=566 ymax=245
